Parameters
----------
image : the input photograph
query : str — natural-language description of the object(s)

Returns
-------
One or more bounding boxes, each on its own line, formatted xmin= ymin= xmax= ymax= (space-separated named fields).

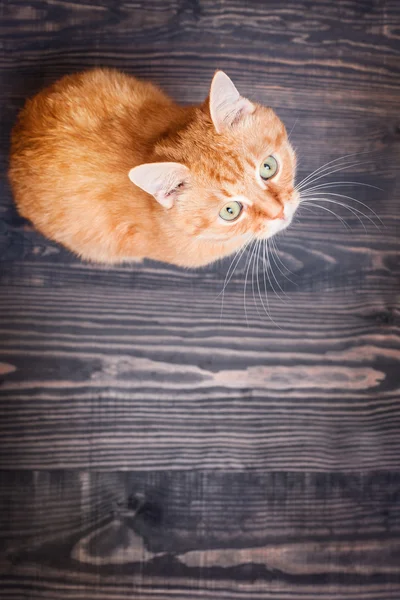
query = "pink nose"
xmin=271 ymin=206 xmax=285 ymax=220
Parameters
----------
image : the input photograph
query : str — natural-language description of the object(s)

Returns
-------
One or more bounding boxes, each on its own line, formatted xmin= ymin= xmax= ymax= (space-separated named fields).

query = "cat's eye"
xmin=219 ymin=201 xmax=243 ymax=222
xmin=259 ymin=156 xmax=278 ymax=180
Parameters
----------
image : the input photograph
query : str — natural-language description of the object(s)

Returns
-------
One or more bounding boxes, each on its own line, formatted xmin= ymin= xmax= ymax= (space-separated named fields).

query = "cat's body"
xmin=9 ymin=68 xmax=298 ymax=267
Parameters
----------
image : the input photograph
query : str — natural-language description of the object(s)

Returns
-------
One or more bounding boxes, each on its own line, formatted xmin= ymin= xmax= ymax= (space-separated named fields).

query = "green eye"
xmin=259 ymin=155 xmax=278 ymax=180
xmin=219 ymin=201 xmax=243 ymax=222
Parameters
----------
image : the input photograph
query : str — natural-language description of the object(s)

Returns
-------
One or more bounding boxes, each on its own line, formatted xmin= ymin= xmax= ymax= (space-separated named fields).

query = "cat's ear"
xmin=128 ymin=162 xmax=190 ymax=209
xmin=209 ymin=71 xmax=255 ymax=134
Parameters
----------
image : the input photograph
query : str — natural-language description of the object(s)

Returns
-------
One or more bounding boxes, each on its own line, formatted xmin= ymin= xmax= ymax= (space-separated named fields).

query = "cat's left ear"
xmin=209 ymin=71 xmax=255 ymax=134
xmin=128 ymin=162 xmax=190 ymax=209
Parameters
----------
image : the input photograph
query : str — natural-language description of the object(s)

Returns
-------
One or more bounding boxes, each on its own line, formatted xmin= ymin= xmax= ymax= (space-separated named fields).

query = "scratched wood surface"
xmin=0 ymin=1 xmax=399 ymax=599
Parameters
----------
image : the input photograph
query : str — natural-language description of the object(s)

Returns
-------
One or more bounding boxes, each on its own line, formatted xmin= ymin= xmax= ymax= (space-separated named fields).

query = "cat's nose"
xmin=270 ymin=206 xmax=285 ymax=220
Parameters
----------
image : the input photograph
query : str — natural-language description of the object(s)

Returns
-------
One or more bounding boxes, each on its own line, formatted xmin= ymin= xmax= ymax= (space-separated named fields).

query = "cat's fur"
xmin=9 ymin=68 xmax=298 ymax=267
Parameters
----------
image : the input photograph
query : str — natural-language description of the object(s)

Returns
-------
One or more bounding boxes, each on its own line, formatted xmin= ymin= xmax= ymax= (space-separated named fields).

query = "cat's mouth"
xmin=256 ymin=200 xmax=298 ymax=239
xmin=262 ymin=217 xmax=289 ymax=239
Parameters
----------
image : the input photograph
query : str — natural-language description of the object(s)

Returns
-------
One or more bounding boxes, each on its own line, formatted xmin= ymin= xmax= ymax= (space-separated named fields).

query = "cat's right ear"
xmin=128 ymin=162 xmax=190 ymax=209
xmin=209 ymin=70 xmax=255 ymax=134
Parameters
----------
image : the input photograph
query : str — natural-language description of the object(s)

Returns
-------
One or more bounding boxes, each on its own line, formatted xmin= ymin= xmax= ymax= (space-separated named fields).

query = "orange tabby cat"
xmin=9 ymin=68 xmax=299 ymax=267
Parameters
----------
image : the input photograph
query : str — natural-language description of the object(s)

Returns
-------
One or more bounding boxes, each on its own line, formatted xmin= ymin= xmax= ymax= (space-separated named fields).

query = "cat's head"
xmin=129 ymin=71 xmax=298 ymax=245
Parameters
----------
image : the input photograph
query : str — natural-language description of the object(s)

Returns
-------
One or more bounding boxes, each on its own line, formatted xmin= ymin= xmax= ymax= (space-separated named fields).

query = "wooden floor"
xmin=1 ymin=1 xmax=399 ymax=599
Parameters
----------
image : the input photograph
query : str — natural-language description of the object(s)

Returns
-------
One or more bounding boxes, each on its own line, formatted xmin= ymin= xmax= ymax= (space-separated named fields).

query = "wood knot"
xmin=127 ymin=493 xmax=163 ymax=525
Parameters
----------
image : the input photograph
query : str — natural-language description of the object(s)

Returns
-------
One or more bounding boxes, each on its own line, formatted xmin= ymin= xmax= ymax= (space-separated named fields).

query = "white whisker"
xmin=218 ymin=236 xmax=254 ymax=329
xmin=252 ymin=240 xmax=262 ymax=317
xmin=255 ymin=241 xmax=271 ymax=320
xmin=300 ymin=190 xmax=383 ymax=225
xmin=301 ymin=195 xmax=381 ymax=230
xmin=270 ymin=236 xmax=298 ymax=285
xmin=243 ymin=238 xmax=258 ymax=327
xmin=265 ymin=241 xmax=288 ymax=302
xmin=296 ymin=161 xmax=368 ymax=192
xmin=268 ymin=240 xmax=292 ymax=296
xmin=287 ymin=118 xmax=298 ymax=142
xmin=302 ymin=197 xmax=369 ymax=232
xmin=261 ymin=241 xmax=283 ymax=329
xmin=301 ymin=201 xmax=351 ymax=229
xmin=262 ymin=241 xmax=273 ymax=318
xmin=298 ymin=205 xmax=318 ymax=216
xmin=217 ymin=235 xmax=253 ymax=300
xmin=295 ymin=150 xmax=376 ymax=190
xmin=300 ymin=180 xmax=383 ymax=193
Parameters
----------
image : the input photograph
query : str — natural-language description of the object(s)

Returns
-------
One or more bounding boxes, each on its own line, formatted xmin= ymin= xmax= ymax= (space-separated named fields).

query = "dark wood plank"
xmin=0 ymin=0 xmax=399 ymax=599
xmin=0 ymin=267 xmax=399 ymax=471
xmin=1 ymin=470 xmax=400 ymax=599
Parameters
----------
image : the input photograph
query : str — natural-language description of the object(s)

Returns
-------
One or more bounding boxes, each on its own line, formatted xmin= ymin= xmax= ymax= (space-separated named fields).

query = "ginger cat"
xmin=9 ymin=68 xmax=299 ymax=267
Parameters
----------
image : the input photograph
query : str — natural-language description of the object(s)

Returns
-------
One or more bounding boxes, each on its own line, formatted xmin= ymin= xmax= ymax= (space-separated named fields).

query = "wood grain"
xmin=0 ymin=272 xmax=399 ymax=472
xmin=1 ymin=471 xmax=400 ymax=599
xmin=0 ymin=0 xmax=399 ymax=598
